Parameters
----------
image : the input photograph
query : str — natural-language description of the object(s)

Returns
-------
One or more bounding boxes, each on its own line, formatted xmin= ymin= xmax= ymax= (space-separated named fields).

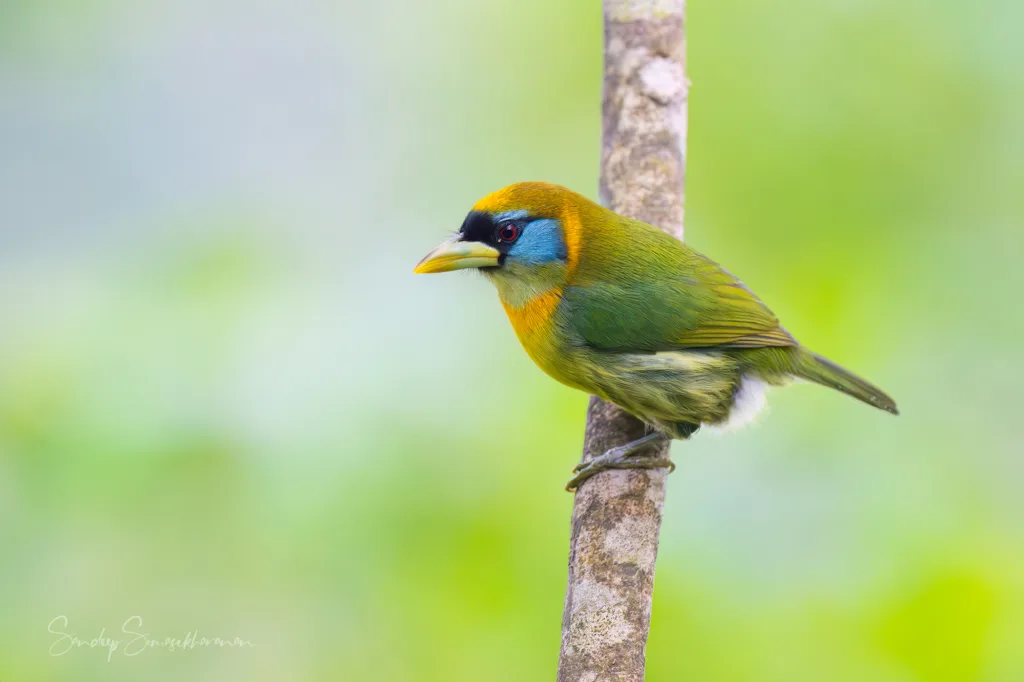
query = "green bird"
xmin=415 ymin=182 xmax=898 ymax=491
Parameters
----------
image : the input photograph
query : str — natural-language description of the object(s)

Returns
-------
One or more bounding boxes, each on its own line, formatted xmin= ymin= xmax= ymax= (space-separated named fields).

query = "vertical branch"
xmin=557 ymin=2 xmax=688 ymax=681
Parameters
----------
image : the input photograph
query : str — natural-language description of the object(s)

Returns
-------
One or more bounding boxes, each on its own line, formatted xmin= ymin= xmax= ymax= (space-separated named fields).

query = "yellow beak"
xmin=413 ymin=238 xmax=501 ymax=274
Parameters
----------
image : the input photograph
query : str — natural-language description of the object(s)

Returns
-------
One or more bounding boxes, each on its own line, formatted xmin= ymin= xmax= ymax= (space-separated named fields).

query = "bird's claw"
xmin=566 ymin=450 xmax=675 ymax=492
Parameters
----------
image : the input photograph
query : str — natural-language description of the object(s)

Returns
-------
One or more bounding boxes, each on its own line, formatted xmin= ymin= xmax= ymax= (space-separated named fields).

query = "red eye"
xmin=497 ymin=222 xmax=520 ymax=243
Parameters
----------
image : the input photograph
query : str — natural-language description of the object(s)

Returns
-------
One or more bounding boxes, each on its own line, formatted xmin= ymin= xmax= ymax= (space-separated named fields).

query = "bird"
xmin=414 ymin=182 xmax=898 ymax=491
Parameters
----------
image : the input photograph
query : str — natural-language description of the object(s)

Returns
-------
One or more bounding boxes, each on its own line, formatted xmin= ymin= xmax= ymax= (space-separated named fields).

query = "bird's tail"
xmin=794 ymin=350 xmax=899 ymax=415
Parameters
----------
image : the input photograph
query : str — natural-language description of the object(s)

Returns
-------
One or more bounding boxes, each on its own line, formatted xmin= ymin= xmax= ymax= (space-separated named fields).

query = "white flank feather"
xmin=705 ymin=375 xmax=770 ymax=434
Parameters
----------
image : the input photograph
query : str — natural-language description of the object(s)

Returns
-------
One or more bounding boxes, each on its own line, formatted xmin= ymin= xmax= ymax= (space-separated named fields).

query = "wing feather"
xmin=563 ymin=241 xmax=795 ymax=352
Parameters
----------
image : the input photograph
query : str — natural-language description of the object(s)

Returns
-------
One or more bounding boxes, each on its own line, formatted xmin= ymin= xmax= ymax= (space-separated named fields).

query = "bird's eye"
xmin=497 ymin=222 xmax=520 ymax=243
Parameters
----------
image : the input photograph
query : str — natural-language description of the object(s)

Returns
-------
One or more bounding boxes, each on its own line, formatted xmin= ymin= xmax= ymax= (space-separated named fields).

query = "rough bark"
xmin=557 ymin=1 xmax=688 ymax=681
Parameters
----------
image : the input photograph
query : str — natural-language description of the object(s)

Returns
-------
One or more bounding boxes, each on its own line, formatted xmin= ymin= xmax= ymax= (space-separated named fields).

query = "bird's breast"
xmin=501 ymin=292 xmax=586 ymax=391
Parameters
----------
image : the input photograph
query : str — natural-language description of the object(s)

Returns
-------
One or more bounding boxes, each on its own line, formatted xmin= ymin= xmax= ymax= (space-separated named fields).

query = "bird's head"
xmin=414 ymin=182 xmax=581 ymax=305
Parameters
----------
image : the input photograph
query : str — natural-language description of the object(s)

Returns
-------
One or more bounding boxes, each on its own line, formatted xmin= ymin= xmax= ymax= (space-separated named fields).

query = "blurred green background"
xmin=1 ymin=0 xmax=1022 ymax=680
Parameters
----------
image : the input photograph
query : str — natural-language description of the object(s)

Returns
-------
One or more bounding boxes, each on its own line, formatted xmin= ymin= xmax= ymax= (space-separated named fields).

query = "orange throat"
xmin=501 ymin=290 xmax=566 ymax=378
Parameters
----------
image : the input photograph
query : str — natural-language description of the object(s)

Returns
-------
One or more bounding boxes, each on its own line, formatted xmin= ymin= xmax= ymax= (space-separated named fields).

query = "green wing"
xmin=563 ymin=237 xmax=795 ymax=352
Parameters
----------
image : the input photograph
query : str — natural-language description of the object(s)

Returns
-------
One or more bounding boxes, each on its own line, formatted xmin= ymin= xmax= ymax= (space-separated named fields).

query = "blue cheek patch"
xmin=507 ymin=219 xmax=568 ymax=265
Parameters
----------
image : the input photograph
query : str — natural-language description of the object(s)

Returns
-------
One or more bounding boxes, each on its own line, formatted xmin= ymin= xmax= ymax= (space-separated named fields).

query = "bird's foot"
xmin=566 ymin=432 xmax=673 ymax=492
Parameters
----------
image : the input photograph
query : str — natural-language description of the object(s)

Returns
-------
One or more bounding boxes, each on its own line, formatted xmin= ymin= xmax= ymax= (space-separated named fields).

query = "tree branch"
xmin=557 ymin=2 xmax=687 ymax=680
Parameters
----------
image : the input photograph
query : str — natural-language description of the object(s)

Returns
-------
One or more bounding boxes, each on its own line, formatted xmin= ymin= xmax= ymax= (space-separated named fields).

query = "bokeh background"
xmin=2 ymin=0 xmax=1022 ymax=680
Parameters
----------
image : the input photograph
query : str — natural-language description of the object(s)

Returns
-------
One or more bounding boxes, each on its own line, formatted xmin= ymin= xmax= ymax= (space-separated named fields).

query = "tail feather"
xmin=795 ymin=350 xmax=899 ymax=415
